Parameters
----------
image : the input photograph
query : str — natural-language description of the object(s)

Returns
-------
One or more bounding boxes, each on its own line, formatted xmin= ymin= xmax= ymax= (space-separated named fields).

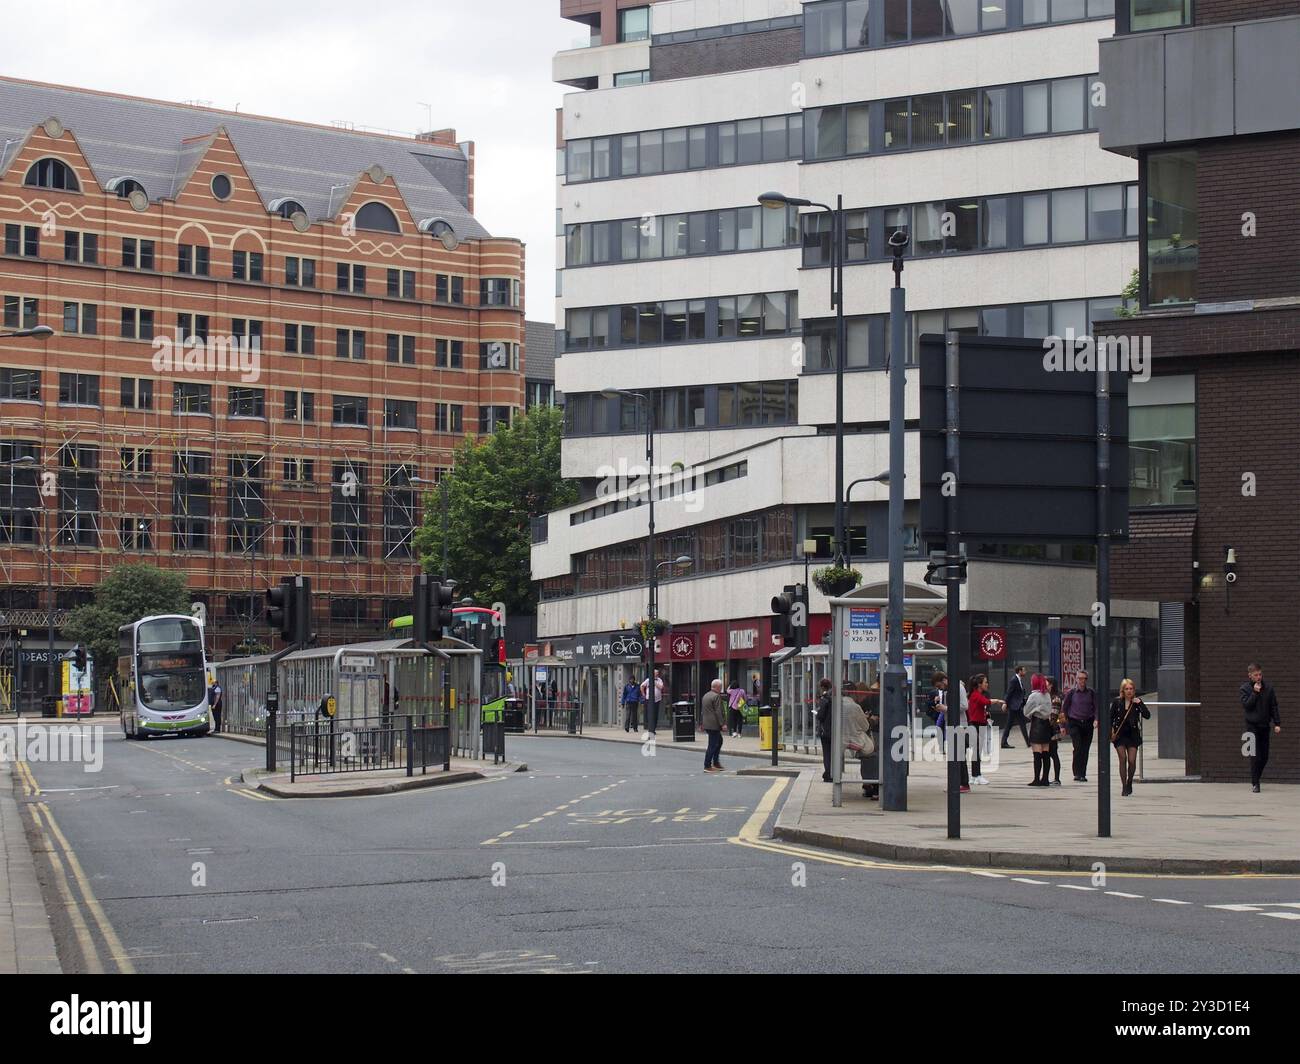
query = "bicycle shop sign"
xmin=574 ymin=631 xmax=644 ymax=664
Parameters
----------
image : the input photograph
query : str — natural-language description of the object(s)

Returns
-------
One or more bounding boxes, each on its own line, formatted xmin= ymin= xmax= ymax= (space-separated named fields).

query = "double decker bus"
xmin=118 ymin=615 xmax=211 ymax=739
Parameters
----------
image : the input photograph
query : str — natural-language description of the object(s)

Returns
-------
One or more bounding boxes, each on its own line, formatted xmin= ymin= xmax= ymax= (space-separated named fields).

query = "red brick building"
xmin=1097 ymin=2 xmax=1300 ymax=780
xmin=0 ymin=77 xmax=525 ymax=695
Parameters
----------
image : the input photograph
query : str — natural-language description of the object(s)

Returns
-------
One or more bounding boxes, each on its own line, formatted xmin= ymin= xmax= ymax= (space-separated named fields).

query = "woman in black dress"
xmin=1110 ymin=678 xmax=1151 ymax=797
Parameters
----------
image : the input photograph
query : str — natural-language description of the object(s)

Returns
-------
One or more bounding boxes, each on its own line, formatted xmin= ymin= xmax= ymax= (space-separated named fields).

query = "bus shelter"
xmin=826 ymin=583 xmax=947 ymax=809
xmin=214 ymin=637 xmax=485 ymax=759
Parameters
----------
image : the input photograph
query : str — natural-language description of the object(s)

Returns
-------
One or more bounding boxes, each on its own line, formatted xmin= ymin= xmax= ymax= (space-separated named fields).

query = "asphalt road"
xmin=12 ymin=724 xmax=1300 ymax=974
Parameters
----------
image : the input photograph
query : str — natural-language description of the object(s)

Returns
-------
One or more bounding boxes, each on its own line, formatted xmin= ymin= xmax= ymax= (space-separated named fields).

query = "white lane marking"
xmin=1207 ymin=904 xmax=1262 ymax=912
xmin=1012 ymin=877 xmax=1049 ymax=885
xmin=1260 ymin=912 xmax=1300 ymax=921
xmin=40 ymin=786 xmax=120 ymax=793
xmin=1105 ymin=891 xmax=1144 ymax=899
xmin=1059 ymin=884 xmax=1097 ymax=892
xmin=969 ymin=871 xmax=1006 ymax=879
xmin=1152 ymin=898 xmax=1192 ymax=905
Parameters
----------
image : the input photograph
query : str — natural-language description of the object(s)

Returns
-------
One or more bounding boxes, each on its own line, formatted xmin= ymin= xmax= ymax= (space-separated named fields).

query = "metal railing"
xmin=289 ymin=714 xmax=452 ymax=781
xmin=531 ymin=699 xmax=583 ymax=735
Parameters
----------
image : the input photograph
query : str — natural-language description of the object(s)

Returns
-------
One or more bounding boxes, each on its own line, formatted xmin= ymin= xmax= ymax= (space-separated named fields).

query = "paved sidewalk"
xmin=517 ymin=722 xmax=823 ymax=765
xmin=776 ymin=740 xmax=1300 ymax=874
xmin=244 ymin=756 xmax=527 ymax=798
xmin=0 ymin=760 xmax=61 ymax=973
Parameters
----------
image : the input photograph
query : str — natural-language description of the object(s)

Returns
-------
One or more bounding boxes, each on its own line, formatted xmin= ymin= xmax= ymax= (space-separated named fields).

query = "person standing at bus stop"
xmin=1062 ymin=670 xmax=1099 ymax=782
xmin=208 ymin=678 xmax=224 ymax=734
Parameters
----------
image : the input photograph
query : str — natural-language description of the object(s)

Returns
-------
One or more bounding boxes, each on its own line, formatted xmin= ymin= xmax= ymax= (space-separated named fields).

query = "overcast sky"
xmin=4 ymin=0 xmax=574 ymax=321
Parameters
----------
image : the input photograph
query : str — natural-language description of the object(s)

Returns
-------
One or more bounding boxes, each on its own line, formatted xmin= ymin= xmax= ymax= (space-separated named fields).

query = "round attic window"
xmin=211 ymin=174 xmax=233 ymax=200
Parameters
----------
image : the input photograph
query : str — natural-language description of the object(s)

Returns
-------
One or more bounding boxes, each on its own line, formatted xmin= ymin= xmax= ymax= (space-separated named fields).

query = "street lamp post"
xmin=652 ymin=554 xmax=694 ymax=730
xmin=760 ymin=192 xmax=846 ymax=565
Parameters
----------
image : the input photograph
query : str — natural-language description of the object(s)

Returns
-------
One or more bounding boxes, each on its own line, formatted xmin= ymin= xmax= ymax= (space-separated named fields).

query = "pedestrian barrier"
xmin=531 ymin=699 xmax=583 ymax=735
xmin=288 ymin=714 xmax=452 ymax=781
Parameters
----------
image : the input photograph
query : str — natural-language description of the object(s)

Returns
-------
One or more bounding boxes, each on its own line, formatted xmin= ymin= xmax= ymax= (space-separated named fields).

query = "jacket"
xmin=1004 ymin=674 xmax=1027 ymax=715
xmin=967 ymin=689 xmax=992 ymax=725
xmin=1240 ymin=680 xmax=1281 ymax=729
xmin=842 ymin=698 xmax=871 ymax=752
xmin=700 ymin=690 xmax=727 ymax=731
xmin=1023 ymin=691 xmax=1053 ymax=721
xmin=816 ymin=690 xmax=833 ymax=738
xmin=1109 ymin=696 xmax=1150 ymax=734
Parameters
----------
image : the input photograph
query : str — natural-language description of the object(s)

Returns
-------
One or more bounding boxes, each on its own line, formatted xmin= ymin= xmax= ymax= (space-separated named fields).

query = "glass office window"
xmin=981 ymin=88 xmax=1008 ymax=139
xmin=737 ymin=119 xmax=763 ymax=164
xmin=1052 ymin=188 xmax=1087 ymax=243
xmin=664 ymin=128 xmax=688 ymax=172
xmin=981 ymin=197 xmax=1008 ymax=249
xmin=807 ymin=107 xmax=846 ymax=159
xmin=1023 ymin=83 xmax=1049 ymax=135
xmin=1052 ymin=78 xmax=1086 ymax=132
xmin=1130 ymin=0 xmax=1189 ymax=31
xmin=912 ymin=93 xmax=946 ymax=148
xmin=1146 ymin=150 xmax=1198 ymax=305
xmin=1023 ymin=193 xmax=1050 ymax=245
xmin=805 ymin=1 xmax=845 ymax=54
xmin=949 ymin=90 xmax=976 ymax=143
xmin=1088 ymin=184 xmax=1125 ymax=240
xmin=618 ymin=6 xmax=650 ymax=42
xmin=845 ymin=103 xmax=871 ymax=155
xmin=640 ymin=131 xmax=663 ymax=174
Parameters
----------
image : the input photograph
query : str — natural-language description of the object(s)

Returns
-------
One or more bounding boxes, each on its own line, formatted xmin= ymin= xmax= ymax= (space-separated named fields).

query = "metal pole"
xmin=833 ymin=195 xmax=846 ymax=566
xmin=831 ymin=599 xmax=843 ymax=808
xmin=645 ymin=397 xmax=657 ymax=734
xmin=883 ymin=282 xmax=908 ymax=811
xmin=1097 ymin=351 xmax=1112 ymax=837
xmin=440 ymin=478 xmax=449 ymax=583
xmin=944 ymin=331 xmax=962 ymax=839
xmin=45 ymin=511 xmax=54 ymax=712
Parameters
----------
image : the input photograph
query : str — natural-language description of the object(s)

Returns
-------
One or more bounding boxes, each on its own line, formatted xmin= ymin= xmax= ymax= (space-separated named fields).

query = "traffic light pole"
xmin=944 ymin=332 xmax=963 ymax=840
xmin=882 ymin=246 xmax=908 ymax=812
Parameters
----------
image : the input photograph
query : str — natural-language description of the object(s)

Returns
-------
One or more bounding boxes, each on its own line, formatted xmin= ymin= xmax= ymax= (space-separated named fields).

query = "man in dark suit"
xmin=1000 ymin=665 xmax=1029 ymax=748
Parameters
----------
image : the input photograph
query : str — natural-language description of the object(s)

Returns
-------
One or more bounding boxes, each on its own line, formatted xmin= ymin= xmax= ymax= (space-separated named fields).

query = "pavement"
xmin=0 ymin=758 xmax=62 ymax=973
xmin=524 ymin=721 xmax=821 ymax=765
xmin=534 ymin=718 xmax=1299 ymax=874
xmin=244 ymin=757 xmax=528 ymax=798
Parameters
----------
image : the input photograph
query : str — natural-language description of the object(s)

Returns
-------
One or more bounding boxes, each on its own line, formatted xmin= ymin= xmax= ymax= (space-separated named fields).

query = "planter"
xmin=813 ymin=566 xmax=862 ymax=598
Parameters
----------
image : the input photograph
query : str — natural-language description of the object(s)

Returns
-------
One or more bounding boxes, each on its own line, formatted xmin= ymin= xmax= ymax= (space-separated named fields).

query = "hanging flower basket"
xmin=812 ymin=565 xmax=862 ymax=598
xmin=638 ymin=618 xmax=669 ymax=642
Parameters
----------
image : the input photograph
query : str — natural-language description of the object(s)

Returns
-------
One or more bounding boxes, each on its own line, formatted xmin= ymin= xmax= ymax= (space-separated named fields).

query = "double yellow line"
xmin=15 ymin=761 xmax=135 ymax=974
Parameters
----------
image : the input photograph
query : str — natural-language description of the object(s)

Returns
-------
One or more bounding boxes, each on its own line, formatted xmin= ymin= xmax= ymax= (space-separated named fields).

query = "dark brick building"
xmin=1098 ymin=2 xmax=1300 ymax=780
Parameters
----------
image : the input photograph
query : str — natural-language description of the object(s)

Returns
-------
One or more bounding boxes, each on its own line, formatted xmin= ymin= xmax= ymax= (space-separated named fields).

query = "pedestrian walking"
xmin=1109 ymin=678 xmax=1150 ymax=797
xmin=621 ymin=677 xmax=641 ymax=733
xmin=640 ymin=668 xmax=665 ymax=734
xmin=965 ymin=674 xmax=1003 ymax=786
xmin=1240 ymin=663 xmax=1282 ymax=792
xmin=1000 ymin=666 xmax=1030 ymax=748
xmin=207 ymin=678 xmax=224 ymax=733
xmin=700 ymin=679 xmax=727 ymax=772
xmin=1023 ymin=674 xmax=1055 ymax=786
xmin=928 ymin=671 xmax=951 ymax=747
xmin=1061 ymin=670 xmax=1099 ymax=782
xmin=1046 ymin=677 xmax=1064 ymax=785
xmin=726 ymin=679 xmax=747 ymax=739
xmin=815 ymin=678 xmax=834 ymax=782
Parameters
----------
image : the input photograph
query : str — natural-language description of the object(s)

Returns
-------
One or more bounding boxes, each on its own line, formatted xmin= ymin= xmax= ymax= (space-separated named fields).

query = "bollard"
xmin=406 ymin=715 xmax=414 ymax=777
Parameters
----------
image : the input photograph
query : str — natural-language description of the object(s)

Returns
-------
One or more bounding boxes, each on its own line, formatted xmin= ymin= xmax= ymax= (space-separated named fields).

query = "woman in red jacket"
xmin=966 ymin=674 xmax=1005 ymax=786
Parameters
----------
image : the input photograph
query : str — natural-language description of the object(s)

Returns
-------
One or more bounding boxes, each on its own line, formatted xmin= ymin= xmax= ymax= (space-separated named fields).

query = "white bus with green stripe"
xmin=118 ymin=615 xmax=211 ymax=739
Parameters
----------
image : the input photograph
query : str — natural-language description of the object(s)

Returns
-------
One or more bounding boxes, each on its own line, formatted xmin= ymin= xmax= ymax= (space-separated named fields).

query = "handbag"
xmin=1110 ymin=701 xmax=1135 ymax=743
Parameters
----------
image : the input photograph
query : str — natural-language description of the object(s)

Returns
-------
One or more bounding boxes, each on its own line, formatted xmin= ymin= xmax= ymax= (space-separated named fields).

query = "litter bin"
xmin=502 ymin=697 xmax=526 ymax=733
xmin=759 ymin=706 xmax=775 ymax=751
xmin=42 ymin=695 xmax=62 ymax=718
xmin=672 ymin=700 xmax=695 ymax=743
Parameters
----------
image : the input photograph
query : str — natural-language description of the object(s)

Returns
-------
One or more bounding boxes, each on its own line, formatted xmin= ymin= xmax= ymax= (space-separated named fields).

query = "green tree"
xmin=413 ymin=405 xmax=575 ymax=615
xmin=64 ymin=563 xmax=191 ymax=674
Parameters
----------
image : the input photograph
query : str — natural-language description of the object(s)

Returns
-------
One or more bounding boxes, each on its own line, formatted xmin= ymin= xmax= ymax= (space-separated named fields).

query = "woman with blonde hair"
xmin=1110 ymin=678 xmax=1151 ymax=797
xmin=1023 ymin=673 xmax=1055 ymax=786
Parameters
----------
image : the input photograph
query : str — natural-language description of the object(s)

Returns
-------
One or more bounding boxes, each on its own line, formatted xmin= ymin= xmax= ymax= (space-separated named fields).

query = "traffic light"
xmin=771 ymin=584 xmax=797 ymax=643
xmin=74 ymin=645 xmax=87 ymax=672
xmin=413 ymin=573 xmax=457 ymax=644
xmin=265 ymin=578 xmax=293 ymax=641
xmin=291 ymin=576 xmax=312 ymax=644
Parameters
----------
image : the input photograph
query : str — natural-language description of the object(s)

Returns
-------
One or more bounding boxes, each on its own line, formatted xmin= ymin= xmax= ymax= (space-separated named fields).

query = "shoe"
xmin=1079 ymin=776 xmax=1088 ymax=783
xmin=1001 ymin=743 xmax=1013 ymax=749
xmin=1051 ymin=779 xmax=1062 ymax=786
xmin=959 ymin=785 xmax=971 ymax=793
xmin=1252 ymin=784 xmax=1260 ymax=793
xmin=715 ymin=763 xmax=725 ymax=772
xmin=1027 ymin=779 xmax=1043 ymax=786
xmin=975 ymin=776 xmax=991 ymax=785
xmin=822 ymin=775 xmax=832 ymax=783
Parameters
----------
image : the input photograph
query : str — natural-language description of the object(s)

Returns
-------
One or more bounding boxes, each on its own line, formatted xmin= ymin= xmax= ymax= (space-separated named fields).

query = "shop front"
xmin=572 ymin=630 xmax=645 ymax=726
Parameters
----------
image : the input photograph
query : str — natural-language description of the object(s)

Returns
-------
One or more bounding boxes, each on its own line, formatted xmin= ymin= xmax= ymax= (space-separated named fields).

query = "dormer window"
xmin=25 ymin=158 xmax=79 ymax=191
xmin=356 ymin=202 xmax=400 ymax=234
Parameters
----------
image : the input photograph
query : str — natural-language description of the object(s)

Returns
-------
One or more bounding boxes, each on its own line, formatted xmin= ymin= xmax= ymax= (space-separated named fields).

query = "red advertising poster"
xmin=1061 ymin=631 xmax=1086 ymax=679
xmin=976 ymin=628 xmax=1008 ymax=660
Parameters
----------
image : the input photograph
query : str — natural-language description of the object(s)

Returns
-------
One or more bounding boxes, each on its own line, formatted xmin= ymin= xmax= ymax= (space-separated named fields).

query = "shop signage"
xmin=976 ymin=628 xmax=1007 ymax=661
xmin=670 ymin=634 xmax=696 ymax=661
xmin=845 ymin=608 xmax=882 ymax=662
xmin=729 ymin=628 xmax=758 ymax=652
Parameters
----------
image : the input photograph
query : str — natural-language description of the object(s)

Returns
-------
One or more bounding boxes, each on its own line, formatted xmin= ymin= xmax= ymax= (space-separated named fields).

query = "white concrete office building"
xmin=536 ymin=0 xmax=1158 ymax=720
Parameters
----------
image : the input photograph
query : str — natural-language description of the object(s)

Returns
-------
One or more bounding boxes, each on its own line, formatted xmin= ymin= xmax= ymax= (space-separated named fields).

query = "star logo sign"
xmin=979 ymin=630 xmax=1006 ymax=659
xmin=672 ymin=636 xmax=693 ymax=658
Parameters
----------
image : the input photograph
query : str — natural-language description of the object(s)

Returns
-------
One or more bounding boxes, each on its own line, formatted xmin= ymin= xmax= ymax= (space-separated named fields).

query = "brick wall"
xmin=1196 ymin=0 xmax=1300 ymax=25
xmin=1111 ymin=511 xmax=1195 ymax=599
xmin=651 ymin=27 xmax=802 ymax=81
xmin=1196 ymin=133 xmax=1300 ymax=303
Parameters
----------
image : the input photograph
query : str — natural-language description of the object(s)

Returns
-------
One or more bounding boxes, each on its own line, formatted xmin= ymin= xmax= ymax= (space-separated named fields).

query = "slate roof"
xmin=525 ymin=320 xmax=557 ymax=382
xmin=0 ymin=76 xmax=488 ymax=240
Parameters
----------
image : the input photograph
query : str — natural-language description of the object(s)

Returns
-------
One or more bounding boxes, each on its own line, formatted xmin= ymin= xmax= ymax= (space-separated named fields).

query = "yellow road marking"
xmin=729 ymin=778 xmax=1300 ymax=881
xmin=17 ymin=759 xmax=41 ymax=796
xmin=232 ymin=788 xmax=274 ymax=802
xmin=26 ymin=804 xmax=101 ymax=973
xmin=35 ymin=801 xmax=135 ymax=974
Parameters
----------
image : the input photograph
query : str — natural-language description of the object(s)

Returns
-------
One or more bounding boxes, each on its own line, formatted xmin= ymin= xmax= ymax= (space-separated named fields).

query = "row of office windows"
xmin=805 ymin=74 xmax=1100 ymax=162
xmin=564 ymin=73 xmax=1102 ymax=186
xmin=800 ymin=295 xmax=1126 ymax=371
xmin=563 ymin=112 xmax=803 ymax=184
xmin=565 ymin=205 xmax=800 ymax=268
xmin=564 ymin=291 xmax=798 ymax=352
xmin=3 ymin=225 xmax=505 ymax=304
xmin=0 ymin=370 xmax=476 ymax=431
xmin=568 ymin=462 xmax=751 ymax=528
xmin=803 ymin=0 xmax=1115 ymax=56
xmin=801 ymin=182 xmax=1138 ymax=266
xmin=563 ymin=381 xmax=799 ymax=438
